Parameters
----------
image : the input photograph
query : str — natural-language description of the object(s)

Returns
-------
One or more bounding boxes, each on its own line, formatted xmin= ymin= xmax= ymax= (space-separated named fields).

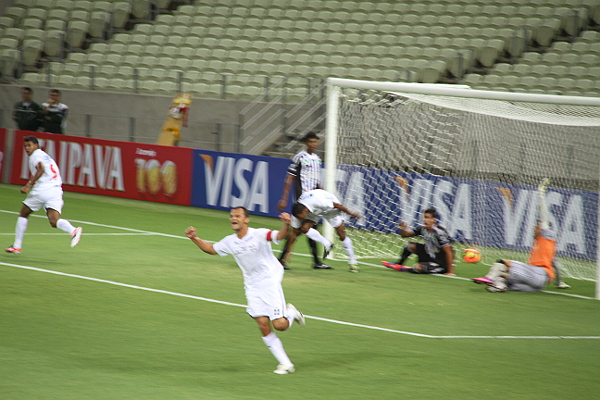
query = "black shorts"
xmin=411 ymin=242 xmax=448 ymax=274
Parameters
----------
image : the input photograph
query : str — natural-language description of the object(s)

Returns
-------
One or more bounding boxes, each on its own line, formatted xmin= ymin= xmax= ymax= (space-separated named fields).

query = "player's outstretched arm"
xmin=185 ymin=226 xmax=217 ymax=255
xmin=398 ymin=221 xmax=415 ymax=238
xmin=277 ymin=212 xmax=291 ymax=241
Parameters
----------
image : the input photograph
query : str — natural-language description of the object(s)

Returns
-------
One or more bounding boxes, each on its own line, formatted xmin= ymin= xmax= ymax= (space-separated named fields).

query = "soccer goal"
xmin=324 ymin=78 xmax=600 ymax=298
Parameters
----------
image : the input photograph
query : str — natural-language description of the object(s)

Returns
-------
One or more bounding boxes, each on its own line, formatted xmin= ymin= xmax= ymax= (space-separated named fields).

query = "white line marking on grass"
xmin=0 ymin=233 xmax=157 ymax=236
xmin=1 ymin=209 xmax=596 ymax=301
xmin=2 ymin=261 xmax=599 ymax=340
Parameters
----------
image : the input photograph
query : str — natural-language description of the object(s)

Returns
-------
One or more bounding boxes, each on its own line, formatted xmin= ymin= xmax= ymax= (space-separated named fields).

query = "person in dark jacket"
xmin=13 ymin=87 xmax=42 ymax=131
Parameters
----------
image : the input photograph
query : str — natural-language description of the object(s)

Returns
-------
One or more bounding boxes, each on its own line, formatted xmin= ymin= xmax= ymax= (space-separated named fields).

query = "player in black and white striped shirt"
xmin=277 ymin=132 xmax=331 ymax=270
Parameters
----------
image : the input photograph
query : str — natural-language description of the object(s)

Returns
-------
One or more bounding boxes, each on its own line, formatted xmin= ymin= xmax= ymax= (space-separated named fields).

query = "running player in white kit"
xmin=185 ymin=207 xmax=305 ymax=374
xmin=5 ymin=136 xmax=82 ymax=254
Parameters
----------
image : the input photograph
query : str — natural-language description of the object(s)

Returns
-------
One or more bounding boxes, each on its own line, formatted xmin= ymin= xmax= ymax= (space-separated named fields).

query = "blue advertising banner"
xmin=334 ymin=165 xmax=598 ymax=261
xmin=190 ymin=150 xmax=597 ymax=260
xmin=191 ymin=149 xmax=291 ymax=216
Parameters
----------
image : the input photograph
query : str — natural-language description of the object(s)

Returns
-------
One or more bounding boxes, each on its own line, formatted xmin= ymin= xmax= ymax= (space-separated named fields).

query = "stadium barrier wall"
xmin=3 ymin=129 xmax=598 ymax=261
xmin=334 ymin=164 xmax=598 ymax=261
xmin=3 ymin=130 xmax=295 ymax=216
xmin=191 ymin=149 xmax=291 ymax=217
xmin=8 ymin=130 xmax=193 ymax=206
xmin=0 ymin=128 xmax=6 ymax=181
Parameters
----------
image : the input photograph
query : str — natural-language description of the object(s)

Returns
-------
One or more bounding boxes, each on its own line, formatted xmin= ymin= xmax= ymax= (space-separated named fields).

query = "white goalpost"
xmin=324 ymin=78 xmax=600 ymax=299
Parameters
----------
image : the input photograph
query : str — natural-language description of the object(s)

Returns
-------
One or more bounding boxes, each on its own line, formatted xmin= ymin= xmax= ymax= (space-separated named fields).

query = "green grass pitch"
xmin=1 ymin=183 xmax=599 ymax=400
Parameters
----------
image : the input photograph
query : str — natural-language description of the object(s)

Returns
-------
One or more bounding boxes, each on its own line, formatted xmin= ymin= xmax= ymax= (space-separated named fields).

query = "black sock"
xmin=308 ymin=237 xmax=320 ymax=264
xmin=398 ymin=246 xmax=412 ymax=265
xmin=279 ymin=239 xmax=290 ymax=262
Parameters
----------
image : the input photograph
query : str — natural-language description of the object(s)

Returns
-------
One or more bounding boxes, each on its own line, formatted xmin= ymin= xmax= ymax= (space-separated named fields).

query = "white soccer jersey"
xmin=213 ymin=227 xmax=283 ymax=288
xmin=297 ymin=189 xmax=339 ymax=217
xmin=29 ymin=148 xmax=62 ymax=191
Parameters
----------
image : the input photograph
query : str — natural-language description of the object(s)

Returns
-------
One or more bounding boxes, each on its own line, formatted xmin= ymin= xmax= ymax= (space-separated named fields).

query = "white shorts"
xmin=23 ymin=186 xmax=64 ymax=214
xmin=507 ymin=261 xmax=549 ymax=292
xmin=245 ymin=279 xmax=286 ymax=320
xmin=291 ymin=209 xmax=345 ymax=229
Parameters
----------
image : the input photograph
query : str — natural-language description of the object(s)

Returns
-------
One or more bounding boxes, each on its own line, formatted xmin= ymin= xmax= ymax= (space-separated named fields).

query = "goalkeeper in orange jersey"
xmin=472 ymin=179 xmax=570 ymax=292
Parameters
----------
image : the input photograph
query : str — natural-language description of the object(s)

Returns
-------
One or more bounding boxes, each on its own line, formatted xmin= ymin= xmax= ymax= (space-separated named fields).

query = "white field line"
xmin=1 ymin=209 xmax=599 ymax=338
xmin=1 ymin=261 xmax=599 ymax=340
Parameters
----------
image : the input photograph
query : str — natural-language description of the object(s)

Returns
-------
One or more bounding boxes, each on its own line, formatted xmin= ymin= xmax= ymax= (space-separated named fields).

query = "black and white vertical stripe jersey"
xmin=287 ymin=150 xmax=322 ymax=201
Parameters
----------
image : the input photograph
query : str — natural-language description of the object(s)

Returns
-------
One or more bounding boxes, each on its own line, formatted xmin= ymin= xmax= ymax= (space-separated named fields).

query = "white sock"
xmin=305 ymin=228 xmax=331 ymax=248
xmin=285 ymin=306 xmax=296 ymax=329
xmin=262 ymin=332 xmax=293 ymax=366
xmin=342 ymin=237 xmax=357 ymax=264
xmin=56 ymin=219 xmax=76 ymax=235
xmin=14 ymin=217 xmax=28 ymax=248
xmin=486 ymin=262 xmax=507 ymax=281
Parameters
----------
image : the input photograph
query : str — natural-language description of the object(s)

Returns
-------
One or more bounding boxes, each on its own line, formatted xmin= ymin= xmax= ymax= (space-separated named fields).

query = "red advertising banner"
xmin=10 ymin=131 xmax=193 ymax=206
xmin=0 ymin=128 xmax=6 ymax=179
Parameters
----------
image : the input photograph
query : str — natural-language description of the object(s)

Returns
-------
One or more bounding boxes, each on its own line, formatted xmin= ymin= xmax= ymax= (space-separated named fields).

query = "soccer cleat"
xmin=287 ymin=303 xmax=305 ymax=326
xmin=273 ymin=363 xmax=295 ymax=374
xmin=381 ymin=261 xmax=410 ymax=272
xmin=472 ymin=276 xmax=495 ymax=285
xmin=486 ymin=285 xmax=508 ymax=293
xmin=323 ymin=243 xmax=333 ymax=260
xmin=348 ymin=263 xmax=359 ymax=273
xmin=313 ymin=263 xmax=333 ymax=270
xmin=70 ymin=227 xmax=83 ymax=248
xmin=280 ymin=260 xmax=291 ymax=270
xmin=5 ymin=246 xmax=22 ymax=254
xmin=382 ymin=261 xmax=399 ymax=269
xmin=556 ymin=281 xmax=571 ymax=289
xmin=323 ymin=243 xmax=334 ymax=260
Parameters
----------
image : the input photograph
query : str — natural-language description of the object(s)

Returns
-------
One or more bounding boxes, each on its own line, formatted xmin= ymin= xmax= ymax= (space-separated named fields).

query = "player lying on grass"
xmin=290 ymin=189 xmax=361 ymax=273
xmin=472 ymin=179 xmax=570 ymax=292
xmin=185 ymin=207 xmax=305 ymax=375
xmin=381 ymin=208 xmax=455 ymax=276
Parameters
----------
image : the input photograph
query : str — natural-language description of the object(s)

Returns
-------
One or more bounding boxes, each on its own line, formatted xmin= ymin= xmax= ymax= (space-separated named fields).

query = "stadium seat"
xmin=418 ymin=60 xmax=447 ymax=83
xmin=89 ymin=11 xmax=110 ymax=38
xmin=96 ymin=65 xmax=117 ymax=79
xmin=66 ymin=20 xmax=89 ymax=48
xmin=0 ymin=48 xmax=19 ymax=78
xmin=4 ymin=7 xmax=26 ymax=24
xmin=21 ymin=39 xmax=43 ymax=67
xmin=493 ymin=63 xmax=513 ymax=75
xmin=21 ymin=17 xmax=44 ymax=30
xmin=44 ymin=31 xmax=64 ymax=58
xmin=533 ymin=18 xmax=561 ymax=47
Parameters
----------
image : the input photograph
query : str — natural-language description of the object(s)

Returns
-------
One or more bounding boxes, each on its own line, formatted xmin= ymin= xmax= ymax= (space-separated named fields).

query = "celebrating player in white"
xmin=5 ymin=136 xmax=82 ymax=255
xmin=185 ymin=207 xmax=305 ymax=374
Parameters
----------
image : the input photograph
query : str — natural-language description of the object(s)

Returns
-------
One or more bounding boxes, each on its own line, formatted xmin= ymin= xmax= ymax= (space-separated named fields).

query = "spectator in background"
xmin=13 ymin=87 xmax=42 ymax=131
xmin=41 ymin=89 xmax=69 ymax=134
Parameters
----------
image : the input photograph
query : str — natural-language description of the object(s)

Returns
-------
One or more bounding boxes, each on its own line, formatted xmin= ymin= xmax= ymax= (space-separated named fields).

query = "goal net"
xmin=324 ymin=78 xmax=600 ymax=288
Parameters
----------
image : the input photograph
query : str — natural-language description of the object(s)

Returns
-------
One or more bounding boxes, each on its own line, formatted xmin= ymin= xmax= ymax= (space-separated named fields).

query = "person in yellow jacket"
xmin=157 ymin=93 xmax=192 ymax=146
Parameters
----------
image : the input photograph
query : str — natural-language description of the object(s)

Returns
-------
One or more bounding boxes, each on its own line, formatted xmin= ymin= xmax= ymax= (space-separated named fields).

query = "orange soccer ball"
xmin=462 ymin=248 xmax=481 ymax=263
